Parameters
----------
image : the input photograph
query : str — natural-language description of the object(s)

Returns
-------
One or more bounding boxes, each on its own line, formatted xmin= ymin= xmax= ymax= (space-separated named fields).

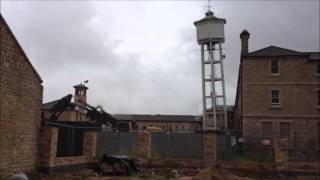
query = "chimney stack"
xmin=73 ymin=83 xmax=88 ymax=104
xmin=240 ymin=30 xmax=250 ymax=55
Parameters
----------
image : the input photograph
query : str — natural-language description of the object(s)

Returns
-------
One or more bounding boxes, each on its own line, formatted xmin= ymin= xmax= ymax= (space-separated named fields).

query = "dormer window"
xmin=270 ymin=59 xmax=279 ymax=75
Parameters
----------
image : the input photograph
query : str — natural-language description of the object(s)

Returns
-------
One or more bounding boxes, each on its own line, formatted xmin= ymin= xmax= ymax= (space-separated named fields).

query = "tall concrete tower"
xmin=194 ymin=9 xmax=227 ymax=131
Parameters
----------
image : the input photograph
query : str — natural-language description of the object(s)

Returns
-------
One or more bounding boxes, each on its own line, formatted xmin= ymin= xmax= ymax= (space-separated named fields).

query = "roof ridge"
xmin=248 ymin=45 xmax=305 ymax=56
xmin=249 ymin=45 xmax=301 ymax=54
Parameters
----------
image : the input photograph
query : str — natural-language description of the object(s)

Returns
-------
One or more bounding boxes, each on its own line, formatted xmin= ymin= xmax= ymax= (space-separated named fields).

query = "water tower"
xmin=194 ymin=8 xmax=227 ymax=131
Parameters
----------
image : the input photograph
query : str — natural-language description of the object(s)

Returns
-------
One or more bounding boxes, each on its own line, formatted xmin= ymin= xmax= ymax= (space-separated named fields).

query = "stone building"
xmin=235 ymin=30 xmax=320 ymax=160
xmin=114 ymin=105 xmax=235 ymax=133
xmin=114 ymin=114 xmax=202 ymax=132
xmin=0 ymin=14 xmax=43 ymax=176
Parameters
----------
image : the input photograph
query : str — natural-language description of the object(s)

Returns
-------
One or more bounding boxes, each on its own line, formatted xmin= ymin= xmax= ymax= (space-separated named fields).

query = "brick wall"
xmin=0 ymin=15 xmax=43 ymax=177
xmin=203 ymin=133 xmax=216 ymax=165
xmin=37 ymin=127 xmax=97 ymax=172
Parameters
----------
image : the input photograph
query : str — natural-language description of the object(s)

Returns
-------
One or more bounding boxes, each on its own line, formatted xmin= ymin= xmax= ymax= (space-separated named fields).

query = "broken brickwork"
xmin=37 ymin=127 xmax=97 ymax=173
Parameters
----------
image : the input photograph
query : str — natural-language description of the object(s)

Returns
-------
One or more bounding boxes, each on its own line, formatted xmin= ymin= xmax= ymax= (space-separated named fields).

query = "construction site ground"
xmin=25 ymin=163 xmax=319 ymax=180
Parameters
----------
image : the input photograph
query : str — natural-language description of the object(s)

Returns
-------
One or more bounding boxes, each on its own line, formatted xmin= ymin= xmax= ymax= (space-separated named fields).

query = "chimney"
xmin=240 ymin=30 xmax=250 ymax=55
xmin=73 ymin=83 xmax=88 ymax=104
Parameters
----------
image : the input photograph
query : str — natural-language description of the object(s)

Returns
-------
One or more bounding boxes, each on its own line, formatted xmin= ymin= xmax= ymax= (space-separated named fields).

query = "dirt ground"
xmin=27 ymin=166 xmax=254 ymax=180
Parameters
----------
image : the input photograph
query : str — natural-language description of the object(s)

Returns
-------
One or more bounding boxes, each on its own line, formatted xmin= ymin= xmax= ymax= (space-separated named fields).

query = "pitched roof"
xmin=247 ymin=46 xmax=304 ymax=57
xmin=305 ymin=52 xmax=320 ymax=61
xmin=0 ymin=14 xmax=42 ymax=82
xmin=42 ymin=97 xmax=93 ymax=110
xmin=42 ymin=99 xmax=60 ymax=110
xmin=113 ymin=114 xmax=201 ymax=122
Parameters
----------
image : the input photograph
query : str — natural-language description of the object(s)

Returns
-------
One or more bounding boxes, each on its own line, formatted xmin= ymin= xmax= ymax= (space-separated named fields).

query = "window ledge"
xmin=315 ymin=74 xmax=320 ymax=77
xmin=270 ymin=105 xmax=282 ymax=109
xmin=269 ymin=73 xmax=280 ymax=77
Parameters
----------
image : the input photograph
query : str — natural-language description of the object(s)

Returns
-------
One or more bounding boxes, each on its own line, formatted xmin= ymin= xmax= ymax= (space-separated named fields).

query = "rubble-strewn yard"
xmin=24 ymin=162 xmax=319 ymax=180
xmin=25 ymin=166 xmax=254 ymax=180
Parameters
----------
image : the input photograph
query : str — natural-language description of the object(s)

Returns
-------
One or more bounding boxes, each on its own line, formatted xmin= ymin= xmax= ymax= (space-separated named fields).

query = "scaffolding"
xmin=201 ymin=42 xmax=227 ymax=131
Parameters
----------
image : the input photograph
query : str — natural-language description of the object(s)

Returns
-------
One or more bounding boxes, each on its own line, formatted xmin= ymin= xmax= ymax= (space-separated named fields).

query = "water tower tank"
xmin=194 ymin=10 xmax=226 ymax=45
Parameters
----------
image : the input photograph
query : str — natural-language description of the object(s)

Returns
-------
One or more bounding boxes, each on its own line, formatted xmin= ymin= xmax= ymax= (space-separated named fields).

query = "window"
xmin=270 ymin=59 xmax=279 ymax=74
xmin=57 ymin=127 xmax=84 ymax=157
xmin=318 ymin=123 xmax=320 ymax=150
xmin=317 ymin=90 xmax=320 ymax=107
xmin=317 ymin=64 xmax=320 ymax=75
xmin=271 ymin=90 xmax=280 ymax=105
xmin=261 ymin=122 xmax=273 ymax=140
xmin=279 ymin=122 xmax=291 ymax=138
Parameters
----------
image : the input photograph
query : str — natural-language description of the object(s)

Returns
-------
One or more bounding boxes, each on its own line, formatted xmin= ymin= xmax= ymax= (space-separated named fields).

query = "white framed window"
xmin=270 ymin=59 xmax=280 ymax=75
xmin=271 ymin=89 xmax=280 ymax=106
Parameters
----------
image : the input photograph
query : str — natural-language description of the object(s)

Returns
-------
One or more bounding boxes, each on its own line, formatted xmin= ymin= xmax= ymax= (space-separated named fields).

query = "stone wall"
xmin=237 ymin=55 xmax=320 ymax=158
xmin=241 ymin=57 xmax=319 ymax=116
xmin=0 ymin=15 xmax=43 ymax=177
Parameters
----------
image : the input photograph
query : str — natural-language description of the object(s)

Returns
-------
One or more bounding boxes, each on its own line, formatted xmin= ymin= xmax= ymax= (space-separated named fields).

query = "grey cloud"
xmin=1 ymin=1 xmax=319 ymax=115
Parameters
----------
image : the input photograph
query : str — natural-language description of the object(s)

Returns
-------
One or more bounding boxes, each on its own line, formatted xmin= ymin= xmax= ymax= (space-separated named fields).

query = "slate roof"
xmin=42 ymin=97 xmax=91 ymax=110
xmin=247 ymin=46 xmax=304 ymax=57
xmin=113 ymin=114 xmax=201 ymax=123
xmin=305 ymin=52 xmax=320 ymax=61
xmin=42 ymin=99 xmax=60 ymax=110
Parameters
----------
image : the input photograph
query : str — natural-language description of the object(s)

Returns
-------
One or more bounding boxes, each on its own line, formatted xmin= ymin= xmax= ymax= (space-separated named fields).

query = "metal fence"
xmin=286 ymin=132 xmax=319 ymax=162
xmin=96 ymin=131 xmax=138 ymax=158
xmin=150 ymin=133 xmax=203 ymax=159
xmin=217 ymin=130 xmax=320 ymax=162
xmin=96 ymin=132 xmax=204 ymax=159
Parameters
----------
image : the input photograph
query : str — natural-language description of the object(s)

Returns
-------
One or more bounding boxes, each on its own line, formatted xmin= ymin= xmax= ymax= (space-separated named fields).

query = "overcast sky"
xmin=1 ymin=1 xmax=319 ymax=115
